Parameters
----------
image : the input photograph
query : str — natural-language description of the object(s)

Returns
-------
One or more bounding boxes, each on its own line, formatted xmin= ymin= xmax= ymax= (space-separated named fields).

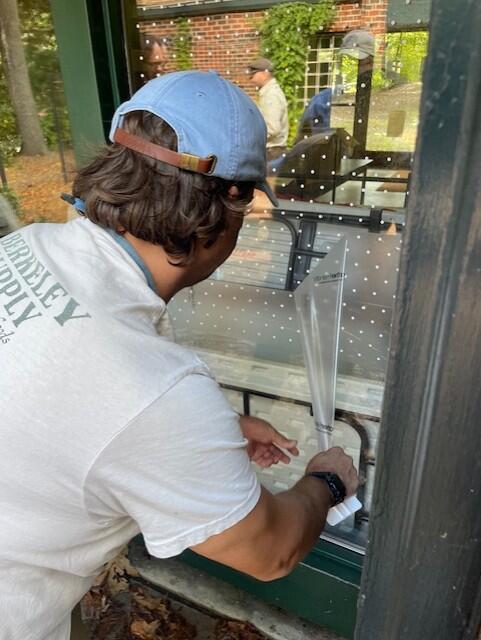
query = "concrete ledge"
xmin=129 ymin=539 xmax=344 ymax=640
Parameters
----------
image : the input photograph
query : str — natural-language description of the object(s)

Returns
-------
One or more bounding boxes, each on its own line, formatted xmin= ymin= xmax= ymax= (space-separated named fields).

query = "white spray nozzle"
xmin=326 ymin=495 xmax=362 ymax=526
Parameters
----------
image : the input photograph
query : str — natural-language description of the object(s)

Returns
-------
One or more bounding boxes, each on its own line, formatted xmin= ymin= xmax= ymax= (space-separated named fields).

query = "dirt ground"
xmin=331 ymin=81 xmax=422 ymax=152
xmin=78 ymin=554 xmax=267 ymax=640
xmin=4 ymin=149 xmax=76 ymax=225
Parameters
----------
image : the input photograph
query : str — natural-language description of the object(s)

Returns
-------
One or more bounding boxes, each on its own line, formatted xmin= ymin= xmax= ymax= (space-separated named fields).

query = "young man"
xmin=0 ymin=71 xmax=358 ymax=639
xmin=247 ymin=57 xmax=289 ymax=160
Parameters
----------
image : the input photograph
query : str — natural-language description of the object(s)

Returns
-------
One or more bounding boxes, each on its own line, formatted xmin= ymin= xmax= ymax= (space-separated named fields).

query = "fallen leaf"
xmin=4 ymin=150 xmax=76 ymax=225
xmin=215 ymin=620 xmax=266 ymax=640
xmin=130 ymin=619 xmax=160 ymax=639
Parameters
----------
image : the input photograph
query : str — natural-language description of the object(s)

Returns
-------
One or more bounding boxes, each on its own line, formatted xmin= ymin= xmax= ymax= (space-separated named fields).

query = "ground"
xmin=331 ymin=82 xmax=422 ymax=152
xmin=75 ymin=553 xmax=267 ymax=640
xmin=3 ymin=150 xmax=76 ymax=225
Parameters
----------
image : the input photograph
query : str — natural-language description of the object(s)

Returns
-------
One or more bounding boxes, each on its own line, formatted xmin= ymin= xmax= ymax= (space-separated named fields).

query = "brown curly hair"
xmin=73 ymin=111 xmax=255 ymax=265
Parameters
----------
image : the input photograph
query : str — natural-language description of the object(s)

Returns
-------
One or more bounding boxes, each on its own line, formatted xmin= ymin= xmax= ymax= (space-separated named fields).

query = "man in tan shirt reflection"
xmin=248 ymin=58 xmax=288 ymax=161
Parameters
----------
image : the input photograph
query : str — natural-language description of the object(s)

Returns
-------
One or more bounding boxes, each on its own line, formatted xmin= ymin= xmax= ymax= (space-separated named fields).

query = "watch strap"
xmin=305 ymin=471 xmax=347 ymax=506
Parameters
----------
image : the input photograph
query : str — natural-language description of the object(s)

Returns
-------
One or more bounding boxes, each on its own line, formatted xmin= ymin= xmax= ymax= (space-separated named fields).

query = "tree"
xmin=0 ymin=0 xmax=47 ymax=155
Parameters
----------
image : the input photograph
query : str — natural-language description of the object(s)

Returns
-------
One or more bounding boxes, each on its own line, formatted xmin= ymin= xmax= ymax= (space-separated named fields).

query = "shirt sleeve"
xmin=83 ymin=374 xmax=261 ymax=558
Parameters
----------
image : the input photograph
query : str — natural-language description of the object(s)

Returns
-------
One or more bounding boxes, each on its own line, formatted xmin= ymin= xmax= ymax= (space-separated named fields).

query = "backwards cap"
xmin=110 ymin=70 xmax=278 ymax=206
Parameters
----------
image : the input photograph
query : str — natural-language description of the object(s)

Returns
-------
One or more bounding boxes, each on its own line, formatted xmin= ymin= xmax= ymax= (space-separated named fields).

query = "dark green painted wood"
xmin=49 ymin=0 xmax=105 ymax=163
xmin=85 ymin=0 xmax=130 ymax=138
xmin=355 ymin=0 xmax=481 ymax=638
xmin=180 ymin=539 xmax=362 ymax=639
xmin=133 ymin=0 xmax=328 ymax=20
xmin=387 ymin=0 xmax=431 ymax=29
xmin=101 ymin=0 xmax=131 ymax=105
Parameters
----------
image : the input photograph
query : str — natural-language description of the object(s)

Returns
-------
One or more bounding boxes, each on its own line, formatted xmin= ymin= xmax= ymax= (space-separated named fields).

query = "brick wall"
xmin=136 ymin=1 xmax=388 ymax=93
xmin=138 ymin=11 xmax=263 ymax=96
xmin=332 ymin=1 xmax=388 ymax=35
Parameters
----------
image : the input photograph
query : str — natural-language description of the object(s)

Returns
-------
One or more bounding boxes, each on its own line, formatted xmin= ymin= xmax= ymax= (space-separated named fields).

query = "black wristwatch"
xmin=305 ymin=472 xmax=346 ymax=506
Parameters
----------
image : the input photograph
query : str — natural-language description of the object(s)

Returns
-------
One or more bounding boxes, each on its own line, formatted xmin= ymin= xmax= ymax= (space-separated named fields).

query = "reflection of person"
xmin=247 ymin=57 xmax=288 ymax=161
xmin=339 ymin=29 xmax=375 ymax=62
xmin=296 ymin=87 xmax=332 ymax=143
xmin=142 ymin=34 xmax=170 ymax=78
xmin=339 ymin=30 xmax=375 ymax=154
xmin=0 ymin=71 xmax=358 ymax=638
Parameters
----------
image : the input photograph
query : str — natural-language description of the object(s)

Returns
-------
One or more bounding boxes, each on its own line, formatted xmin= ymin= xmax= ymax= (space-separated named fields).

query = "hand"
xmin=239 ymin=415 xmax=299 ymax=468
xmin=305 ymin=447 xmax=359 ymax=497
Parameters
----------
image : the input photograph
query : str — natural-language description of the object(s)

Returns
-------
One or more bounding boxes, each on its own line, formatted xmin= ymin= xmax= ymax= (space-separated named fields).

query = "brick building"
xmin=131 ymin=0 xmax=390 ymax=97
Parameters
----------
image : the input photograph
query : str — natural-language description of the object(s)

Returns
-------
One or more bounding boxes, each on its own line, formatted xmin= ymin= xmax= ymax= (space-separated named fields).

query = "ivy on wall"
xmin=260 ymin=1 xmax=336 ymax=141
xmin=172 ymin=17 xmax=192 ymax=71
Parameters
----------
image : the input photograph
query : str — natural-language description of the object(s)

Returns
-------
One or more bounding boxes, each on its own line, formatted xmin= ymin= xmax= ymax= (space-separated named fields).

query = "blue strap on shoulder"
xmin=105 ymin=229 xmax=158 ymax=295
xmin=60 ymin=193 xmax=158 ymax=294
xmin=60 ymin=193 xmax=86 ymax=215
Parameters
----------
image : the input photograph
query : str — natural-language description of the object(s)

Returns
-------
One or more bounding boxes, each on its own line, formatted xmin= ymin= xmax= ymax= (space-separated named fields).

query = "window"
xmin=304 ymin=34 xmax=344 ymax=103
xmin=124 ymin=0 xmax=431 ymax=553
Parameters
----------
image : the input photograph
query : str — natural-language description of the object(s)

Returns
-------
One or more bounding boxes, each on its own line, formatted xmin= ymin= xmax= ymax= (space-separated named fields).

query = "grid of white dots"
xmin=169 ymin=217 xmax=402 ymax=382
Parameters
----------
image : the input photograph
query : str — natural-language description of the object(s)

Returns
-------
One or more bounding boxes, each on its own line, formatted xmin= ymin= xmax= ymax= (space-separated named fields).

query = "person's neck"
xmin=123 ymin=232 xmax=189 ymax=302
xmin=261 ymin=76 xmax=275 ymax=88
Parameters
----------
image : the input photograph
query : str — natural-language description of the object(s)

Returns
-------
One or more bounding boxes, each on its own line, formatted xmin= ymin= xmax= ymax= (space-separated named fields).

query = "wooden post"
xmin=355 ymin=1 xmax=481 ymax=638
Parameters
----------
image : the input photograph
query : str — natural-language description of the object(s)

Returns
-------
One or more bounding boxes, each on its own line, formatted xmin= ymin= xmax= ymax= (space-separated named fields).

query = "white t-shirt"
xmin=0 ymin=218 xmax=260 ymax=640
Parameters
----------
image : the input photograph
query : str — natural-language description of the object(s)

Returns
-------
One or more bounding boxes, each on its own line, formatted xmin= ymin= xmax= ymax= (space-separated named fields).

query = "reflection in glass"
xmin=168 ymin=213 xmax=402 ymax=547
xmin=127 ymin=0 xmax=431 ymax=550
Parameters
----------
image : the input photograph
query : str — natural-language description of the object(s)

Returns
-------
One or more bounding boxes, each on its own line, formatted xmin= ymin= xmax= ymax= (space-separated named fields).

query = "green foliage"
xmin=173 ymin=17 xmax=192 ymax=71
xmin=0 ymin=87 xmax=20 ymax=162
xmin=385 ymin=31 xmax=428 ymax=85
xmin=338 ymin=55 xmax=357 ymax=92
xmin=338 ymin=45 xmax=391 ymax=92
xmin=0 ymin=186 xmax=20 ymax=214
xmin=0 ymin=0 xmax=71 ymax=158
xmin=337 ymin=31 xmax=428 ymax=94
xmin=260 ymin=1 xmax=335 ymax=141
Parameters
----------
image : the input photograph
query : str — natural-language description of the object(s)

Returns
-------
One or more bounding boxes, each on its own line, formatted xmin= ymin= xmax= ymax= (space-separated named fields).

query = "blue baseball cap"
xmin=109 ymin=70 xmax=278 ymax=207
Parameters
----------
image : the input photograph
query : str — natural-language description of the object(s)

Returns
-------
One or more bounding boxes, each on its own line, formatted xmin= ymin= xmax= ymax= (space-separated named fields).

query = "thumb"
xmin=272 ymin=431 xmax=299 ymax=456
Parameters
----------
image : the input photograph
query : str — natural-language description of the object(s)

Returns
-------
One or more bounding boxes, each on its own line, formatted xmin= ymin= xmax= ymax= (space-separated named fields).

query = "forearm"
xmin=192 ymin=446 xmax=357 ymax=582
xmin=267 ymin=477 xmax=332 ymax=576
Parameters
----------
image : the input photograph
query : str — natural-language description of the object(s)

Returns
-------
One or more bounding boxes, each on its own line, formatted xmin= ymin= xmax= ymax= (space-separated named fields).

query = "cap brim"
xmin=339 ymin=47 xmax=371 ymax=60
xmin=255 ymin=179 xmax=279 ymax=208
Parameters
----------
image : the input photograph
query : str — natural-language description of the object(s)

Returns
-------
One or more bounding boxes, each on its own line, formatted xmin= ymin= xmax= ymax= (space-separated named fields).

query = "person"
xmin=0 ymin=70 xmax=358 ymax=640
xmin=247 ymin=57 xmax=289 ymax=161
xmin=295 ymin=87 xmax=333 ymax=144
xmin=338 ymin=29 xmax=375 ymax=61
xmin=338 ymin=30 xmax=375 ymax=155
xmin=142 ymin=34 xmax=170 ymax=79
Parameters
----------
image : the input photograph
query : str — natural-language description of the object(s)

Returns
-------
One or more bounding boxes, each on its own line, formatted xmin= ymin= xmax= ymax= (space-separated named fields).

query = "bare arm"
xmin=192 ymin=447 xmax=358 ymax=581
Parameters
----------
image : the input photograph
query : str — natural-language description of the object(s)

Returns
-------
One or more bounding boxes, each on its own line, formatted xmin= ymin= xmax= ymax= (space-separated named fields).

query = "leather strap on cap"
xmin=113 ymin=128 xmax=216 ymax=174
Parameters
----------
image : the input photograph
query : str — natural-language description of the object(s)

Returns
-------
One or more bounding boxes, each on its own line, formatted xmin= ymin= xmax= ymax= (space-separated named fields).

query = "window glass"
xmin=125 ymin=0 xmax=431 ymax=550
